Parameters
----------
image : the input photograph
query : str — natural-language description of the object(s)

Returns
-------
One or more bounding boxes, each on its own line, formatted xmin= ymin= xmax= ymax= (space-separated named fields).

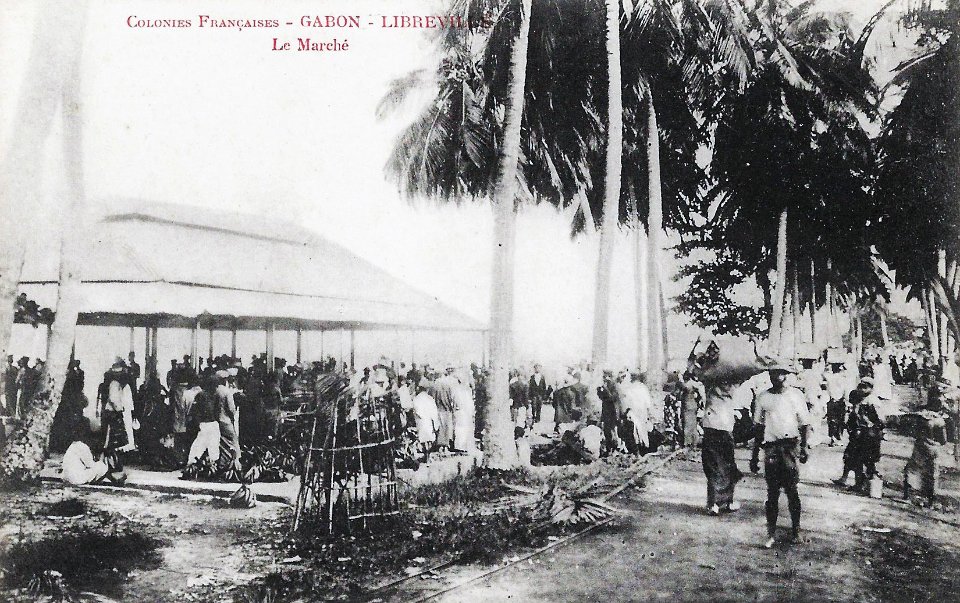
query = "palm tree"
xmin=383 ymin=0 xmax=573 ymax=469
xmin=769 ymin=209 xmax=788 ymax=354
xmin=874 ymin=0 xmax=959 ymax=367
xmin=682 ymin=2 xmax=889 ymax=346
xmin=643 ymin=77 xmax=666 ymax=379
xmin=583 ymin=0 xmax=713 ymax=371
xmin=0 ymin=2 xmax=90 ymax=483
xmin=484 ymin=0 xmax=533 ymax=469
xmin=0 ymin=3 xmax=88 ymax=372
xmin=591 ymin=0 xmax=624 ymax=368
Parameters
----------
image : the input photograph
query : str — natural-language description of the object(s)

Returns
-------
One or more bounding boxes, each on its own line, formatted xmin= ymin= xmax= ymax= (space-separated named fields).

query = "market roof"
xmin=18 ymin=200 xmax=485 ymax=332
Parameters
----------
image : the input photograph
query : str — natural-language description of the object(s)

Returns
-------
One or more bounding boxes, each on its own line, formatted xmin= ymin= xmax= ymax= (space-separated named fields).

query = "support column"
xmin=208 ymin=328 xmax=214 ymax=362
xmin=145 ymin=327 xmax=152 ymax=378
xmin=150 ymin=326 xmax=159 ymax=378
xmin=230 ymin=325 xmax=237 ymax=359
xmin=349 ymin=329 xmax=356 ymax=370
xmin=296 ymin=323 xmax=302 ymax=364
xmin=266 ymin=322 xmax=275 ymax=373
xmin=319 ymin=329 xmax=324 ymax=360
xmin=395 ymin=328 xmax=401 ymax=369
xmin=129 ymin=326 xmax=135 ymax=355
xmin=190 ymin=321 xmax=199 ymax=372
xmin=339 ymin=328 xmax=345 ymax=372
xmin=481 ymin=330 xmax=488 ymax=367
xmin=45 ymin=323 xmax=53 ymax=360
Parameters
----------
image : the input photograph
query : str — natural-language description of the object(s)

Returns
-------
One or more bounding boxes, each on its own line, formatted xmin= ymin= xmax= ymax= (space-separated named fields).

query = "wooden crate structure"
xmin=293 ymin=378 xmax=399 ymax=534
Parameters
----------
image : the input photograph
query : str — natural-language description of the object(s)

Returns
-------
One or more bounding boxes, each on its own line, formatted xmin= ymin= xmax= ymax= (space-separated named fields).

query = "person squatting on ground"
xmin=61 ymin=421 xmax=110 ymax=485
xmin=750 ymin=362 xmax=810 ymax=548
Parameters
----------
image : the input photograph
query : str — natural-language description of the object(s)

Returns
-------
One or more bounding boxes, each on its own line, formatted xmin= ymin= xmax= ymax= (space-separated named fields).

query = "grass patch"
xmin=237 ymin=458 xmax=653 ymax=601
xmin=1 ymin=526 xmax=164 ymax=597
xmin=235 ymin=466 xmax=606 ymax=602
xmin=238 ymin=506 xmax=567 ymax=602
xmin=405 ymin=467 xmax=543 ymax=507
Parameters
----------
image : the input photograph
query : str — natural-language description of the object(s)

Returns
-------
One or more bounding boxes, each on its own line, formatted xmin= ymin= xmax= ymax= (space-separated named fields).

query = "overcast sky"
xmin=0 ymin=0 xmax=917 ymax=369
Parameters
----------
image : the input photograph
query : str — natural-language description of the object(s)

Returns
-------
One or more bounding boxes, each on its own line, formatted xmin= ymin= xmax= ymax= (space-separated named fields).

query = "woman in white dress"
xmin=452 ymin=373 xmax=475 ymax=453
xmin=412 ymin=386 xmax=440 ymax=461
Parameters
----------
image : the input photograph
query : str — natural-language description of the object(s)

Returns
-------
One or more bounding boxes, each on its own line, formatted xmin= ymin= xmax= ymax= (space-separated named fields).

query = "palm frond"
xmin=375 ymin=69 xmax=433 ymax=119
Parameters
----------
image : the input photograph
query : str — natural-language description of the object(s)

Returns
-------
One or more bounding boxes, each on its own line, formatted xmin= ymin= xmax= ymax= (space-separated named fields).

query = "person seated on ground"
xmin=559 ymin=415 xmax=604 ymax=464
xmin=62 ymin=423 xmax=110 ymax=485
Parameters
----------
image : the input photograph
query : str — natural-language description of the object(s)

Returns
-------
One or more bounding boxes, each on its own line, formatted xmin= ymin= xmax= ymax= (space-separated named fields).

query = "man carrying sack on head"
xmin=750 ymin=361 xmax=810 ymax=549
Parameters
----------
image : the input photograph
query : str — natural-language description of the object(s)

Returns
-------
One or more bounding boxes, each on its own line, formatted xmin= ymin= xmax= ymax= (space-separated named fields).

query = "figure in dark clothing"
xmin=3 ymin=355 xmax=18 ymax=416
xmin=15 ymin=357 xmax=40 ymax=416
xmin=598 ymin=373 xmax=620 ymax=451
xmin=509 ymin=371 xmax=529 ymax=428
xmin=834 ymin=378 xmax=884 ymax=491
xmin=528 ymin=364 xmax=551 ymax=425
xmin=49 ymin=360 xmax=87 ymax=453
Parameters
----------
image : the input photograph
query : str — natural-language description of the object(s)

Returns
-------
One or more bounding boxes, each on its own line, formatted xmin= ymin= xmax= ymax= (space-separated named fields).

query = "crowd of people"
xmin=2 ymin=354 xmax=45 ymax=419
xmin=3 ymin=336 xmax=952 ymax=535
xmin=53 ymin=352 xmax=334 ymax=485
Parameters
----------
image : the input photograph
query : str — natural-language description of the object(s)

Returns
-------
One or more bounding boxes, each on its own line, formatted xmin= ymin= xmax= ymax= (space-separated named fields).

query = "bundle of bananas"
xmin=180 ymin=452 xmax=217 ymax=481
xmin=230 ymin=484 xmax=257 ymax=508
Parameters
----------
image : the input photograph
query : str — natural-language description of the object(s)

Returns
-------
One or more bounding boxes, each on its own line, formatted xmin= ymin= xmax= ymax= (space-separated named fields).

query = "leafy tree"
xmin=874 ymin=0 xmax=958 ymax=299
xmin=677 ymin=2 xmax=888 ymax=342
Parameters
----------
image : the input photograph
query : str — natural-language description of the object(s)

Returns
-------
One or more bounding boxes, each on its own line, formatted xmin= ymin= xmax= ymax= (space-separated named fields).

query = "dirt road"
xmin=383 ymin=437 xmax=960 ymax=603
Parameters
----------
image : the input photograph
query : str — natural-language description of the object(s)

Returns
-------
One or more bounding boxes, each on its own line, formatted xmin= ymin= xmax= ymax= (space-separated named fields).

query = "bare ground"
xmin=394 ymin=439 xmax=960 ymax=603
xmin=0 ymin=484 xmax=288 ymax=602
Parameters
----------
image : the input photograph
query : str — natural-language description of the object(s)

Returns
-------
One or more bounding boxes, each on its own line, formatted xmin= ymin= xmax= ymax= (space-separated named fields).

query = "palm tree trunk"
xmin=645 ymin=83 xmax=664 ymax=389
xmin=631 ymin=202 xmax=648 ymax=372
xmin=878 ymin=306 xmax=890 ymax=348
xmin=769 ymin=209 xmax=788 ymax=354
xmin=0 ymin=9 xmax=89 ymax=483
xmin=658 ymin=279 xmax=669 ymax=372
xmin=591 ymin=0 xmax=623 ymax=367
xmin=0 ymin=4 xmax=87 ymax=368
xmin=791 ymin=265 xmax=801 ymax=361
xmin=826 ymin=259 xmax=841 ymax=347
xmin=922 ymin=288 xmax=939 ymax=363
xmin=483 ymin=0 xmax=532 ymax=470
xmin=809 ymin=260 xmax=817 ymax=347
xmin=939 ymin=249 xmax=949 ymax=370
xmin=855 ymin=313 xmax=863 ymax=364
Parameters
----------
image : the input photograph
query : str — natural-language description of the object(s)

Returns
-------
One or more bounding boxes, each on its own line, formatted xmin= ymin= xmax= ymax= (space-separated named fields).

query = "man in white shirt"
xmin=750 ymin=361 xmax=809 ymax=549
